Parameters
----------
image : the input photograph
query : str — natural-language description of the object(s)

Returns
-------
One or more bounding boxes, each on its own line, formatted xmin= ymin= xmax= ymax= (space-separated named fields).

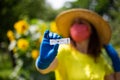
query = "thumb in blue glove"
xmin=36 ymin=30 xmax=61 ymax=69
xmin=104 ymin=44 xmax=120 ymax=72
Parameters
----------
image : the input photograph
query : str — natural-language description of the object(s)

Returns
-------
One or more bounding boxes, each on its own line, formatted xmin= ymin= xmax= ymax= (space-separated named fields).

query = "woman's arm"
xmin=35 ymin=30 xmax=61 ymax=73
xmin=104 ymin=44 xmax=120 ymax=80
xmin=115 ymin=72 xmax=120 ymax=80
xmin=105 ymin=72 xmax=120 ymax=80
xmin=104 ymin=73 xmax=114 ymax=80
xmin=36 ymin=58 xmax=58 ymax=74
xmin=104 ymin=44 xmax=120 ymax=72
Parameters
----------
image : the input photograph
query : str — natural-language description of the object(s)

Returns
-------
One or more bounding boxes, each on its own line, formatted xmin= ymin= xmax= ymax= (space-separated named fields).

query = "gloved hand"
xmin=104 ymin=44 xmax=120 ymax=72
xmin=36 ymin=30 xmax=61 ymax=69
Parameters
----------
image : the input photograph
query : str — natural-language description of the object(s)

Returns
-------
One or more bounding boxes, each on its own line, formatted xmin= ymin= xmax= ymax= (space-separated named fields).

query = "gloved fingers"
xmin=49 ymin=32 xmax=53 ymax=38
xmin=53 ymin=44 xmax=59 ymax=52
xmin=45 ymin=44 xmax=59 ymax=60
xmin=56 ymin=35 xmax=61 ymax=39
xmin=53 ymin=33 xmax=61 ymax=39
xmin=49 ymin=32 xmax=61 ymax=39
xmin=53 ymin=33 xmax=58 ymax=39
xmin=44 ymin=30 xmax=49 ymax=38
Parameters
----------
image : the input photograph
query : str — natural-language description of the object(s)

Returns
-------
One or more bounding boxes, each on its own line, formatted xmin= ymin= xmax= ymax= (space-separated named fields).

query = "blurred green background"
xmin=0 ymin=0 xmax=120 ymax=80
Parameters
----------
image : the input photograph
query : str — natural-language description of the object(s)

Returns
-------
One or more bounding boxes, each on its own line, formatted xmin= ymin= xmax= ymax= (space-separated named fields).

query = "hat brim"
xmin=55 ymin=9 xmax=111 ymax=45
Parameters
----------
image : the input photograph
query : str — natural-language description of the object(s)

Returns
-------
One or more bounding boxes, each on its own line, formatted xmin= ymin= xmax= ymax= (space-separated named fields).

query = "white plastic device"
xmin=50 ymin=38 xmax=70 ymax=45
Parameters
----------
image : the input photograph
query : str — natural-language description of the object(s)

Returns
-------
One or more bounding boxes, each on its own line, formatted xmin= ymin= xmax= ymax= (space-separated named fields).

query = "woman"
xmin=36 ymin=9 xmax=120 ymax=80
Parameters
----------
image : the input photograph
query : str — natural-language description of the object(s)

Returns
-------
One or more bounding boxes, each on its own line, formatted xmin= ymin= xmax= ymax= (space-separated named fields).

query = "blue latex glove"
xmin=36 ymin=30 xmax=61 ymax=69
xmin=104 ymin=44 xmax=120 ymax=72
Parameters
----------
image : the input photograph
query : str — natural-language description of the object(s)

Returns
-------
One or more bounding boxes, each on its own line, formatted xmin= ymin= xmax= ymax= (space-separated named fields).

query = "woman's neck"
xmin=76 ymin=39 xmax=89 ymax=54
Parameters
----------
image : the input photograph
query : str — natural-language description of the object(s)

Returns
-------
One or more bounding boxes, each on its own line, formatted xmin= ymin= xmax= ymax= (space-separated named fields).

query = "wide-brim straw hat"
xmin=55 ymin=8 xmax=111 ymax=45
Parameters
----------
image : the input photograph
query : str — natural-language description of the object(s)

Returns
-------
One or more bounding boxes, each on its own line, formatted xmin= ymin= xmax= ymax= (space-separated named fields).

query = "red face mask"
xmin=70 ymin=23 xmax=91 ymax=43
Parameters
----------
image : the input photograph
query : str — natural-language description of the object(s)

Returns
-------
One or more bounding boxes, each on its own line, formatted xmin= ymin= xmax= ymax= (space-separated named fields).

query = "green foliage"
xmin=110 ymin=13 xmax=120 ymax=46
xmin=0 ymin=50 xmax=55 ymax=80
xmin=6 ymin=19 xmax=55 ymax=80
xmin=63 ymin=0 xmax=90 ymax=9
xmin=0 ymin=0 xmax=54 ymax=42
xmin=94 ymin=0 xmax=110 ymax=15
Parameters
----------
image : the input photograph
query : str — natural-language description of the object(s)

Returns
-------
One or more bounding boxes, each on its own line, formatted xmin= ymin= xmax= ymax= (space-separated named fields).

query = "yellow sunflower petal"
xmin=17 ymin=38 xmax=29 ymax=51
xmin=31 ymin=50 xmax=39 ymax=60
xmin=14 ymin=20 xmax=29 ymax=34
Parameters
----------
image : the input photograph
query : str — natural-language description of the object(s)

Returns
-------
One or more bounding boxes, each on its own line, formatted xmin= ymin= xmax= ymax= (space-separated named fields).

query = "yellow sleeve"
xmin=101 ymin=52 xmax=114 ymax=75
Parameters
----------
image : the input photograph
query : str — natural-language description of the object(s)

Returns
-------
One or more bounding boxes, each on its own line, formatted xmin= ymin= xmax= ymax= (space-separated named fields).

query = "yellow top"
xmin=55 ymin=44 xmax=113 ymax=80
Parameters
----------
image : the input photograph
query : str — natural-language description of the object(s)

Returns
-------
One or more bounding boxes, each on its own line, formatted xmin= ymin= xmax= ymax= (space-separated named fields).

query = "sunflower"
xmin=17 ymin=38 xmax=29 ymax=51
xmin=14 ymin=20 xmax=29 ymax=34
xmin=7 ymin=30 xmax=15 ymax=41
xmin=31 ymin=50 xmax=39 ymax=60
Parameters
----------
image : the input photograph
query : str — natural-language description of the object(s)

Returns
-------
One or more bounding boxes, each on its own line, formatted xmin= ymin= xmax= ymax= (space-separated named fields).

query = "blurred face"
xmin=70 ymin=19 xmax=91 ymax=43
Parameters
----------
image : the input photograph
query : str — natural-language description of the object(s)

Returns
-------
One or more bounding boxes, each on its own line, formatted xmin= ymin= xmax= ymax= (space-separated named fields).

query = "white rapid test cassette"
xmin=50 ymin=38 xmax=70 ymax=45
